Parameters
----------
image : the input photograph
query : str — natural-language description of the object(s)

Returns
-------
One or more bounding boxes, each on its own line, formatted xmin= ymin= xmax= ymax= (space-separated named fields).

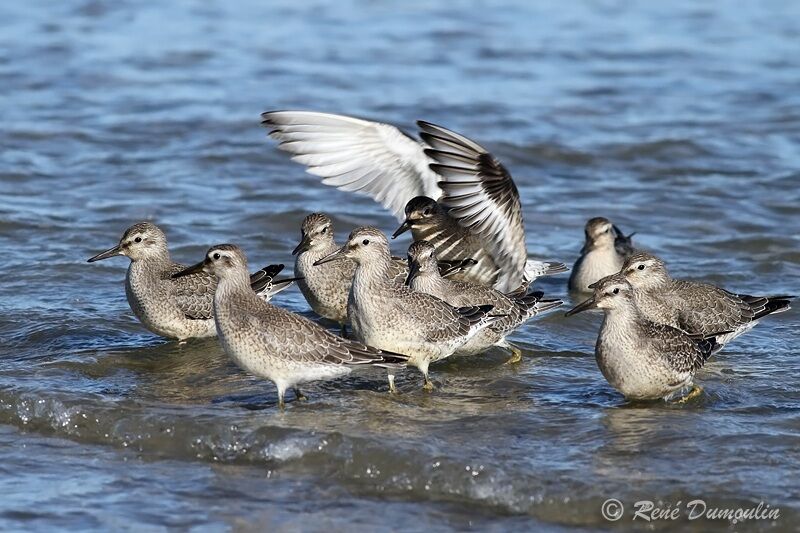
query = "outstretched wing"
xmin=261 ymin=111 xmax=441 ymax=219
xmin=418 ymin=121 xmax=527 ymax=291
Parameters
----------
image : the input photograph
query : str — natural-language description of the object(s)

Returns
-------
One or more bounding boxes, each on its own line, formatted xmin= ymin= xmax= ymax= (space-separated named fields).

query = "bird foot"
xmin=422 ymin=380 xmax=435 ymax=392
xmin=677 ymin=385 xmax=703 ymax=403
xmin=504 ymin=346 xmax=523 ymax=365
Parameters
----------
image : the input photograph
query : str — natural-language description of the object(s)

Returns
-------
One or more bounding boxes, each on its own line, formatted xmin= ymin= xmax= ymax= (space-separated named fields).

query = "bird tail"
xmin=612 ymin=224 xmax=637 ymax=256
xmin=513 ymin=290 xmax=564 ymax=319
xmin=341 ymin=343 xmax=410 ymax=370
xmin=373 ymin=350 xmax=411 ymax=369
xmin=455 ymin=305 xmax=505 ymax=341
xmin=741 ymin=294 xmax=794 ymax=320
xmin=268 ymin=276 xmax=303 ymax=296
xmin=690 ymin=331 xmax=730 ymax=366
xmin=250 ymin=264 xmax=301 ymax=300
xmin=522 ymin=260 xmax=569 ymax=284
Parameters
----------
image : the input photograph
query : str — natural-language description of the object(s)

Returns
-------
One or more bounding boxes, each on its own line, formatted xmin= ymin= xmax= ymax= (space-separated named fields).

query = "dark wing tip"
xmin=455 ymin=304 xmax=494 ymax=325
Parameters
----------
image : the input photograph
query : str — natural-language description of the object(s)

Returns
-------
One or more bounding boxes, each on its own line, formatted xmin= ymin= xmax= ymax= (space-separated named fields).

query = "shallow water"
xmin=1 ymin=0 xmax=799 ymax=530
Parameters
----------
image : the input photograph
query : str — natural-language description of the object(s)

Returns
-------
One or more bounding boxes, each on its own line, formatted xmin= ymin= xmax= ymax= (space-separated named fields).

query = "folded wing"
xmin=252 ymin=309 xmax=408 ymax=368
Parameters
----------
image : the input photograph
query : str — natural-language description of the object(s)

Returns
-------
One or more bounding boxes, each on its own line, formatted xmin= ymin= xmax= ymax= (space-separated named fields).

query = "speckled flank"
xmin=293 ymin=213 xmax=480 ymax=327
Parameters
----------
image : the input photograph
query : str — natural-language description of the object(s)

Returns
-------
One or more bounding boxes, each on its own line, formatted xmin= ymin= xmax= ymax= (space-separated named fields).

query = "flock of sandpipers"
xmin=88 ymin=111 xmax=793 ymax=407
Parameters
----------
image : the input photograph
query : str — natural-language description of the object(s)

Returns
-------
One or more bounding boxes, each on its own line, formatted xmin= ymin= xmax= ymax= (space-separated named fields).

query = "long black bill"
xmin=313 ymin=246 xmax=348 ymax=266
xmin=292 ymin=234 xmax=311 ymax=256
xmin=391 ymin=220 xmax=412 ymax=239
xmin=172 ymin=260 xmax=207 ymax=279
xmin=87 ymin=244 xmax=122 ymax=263
xmin=565 ymin=296 xmax=597 ymax=316
xmin=405 ymin=260 xmax=421 ymax=286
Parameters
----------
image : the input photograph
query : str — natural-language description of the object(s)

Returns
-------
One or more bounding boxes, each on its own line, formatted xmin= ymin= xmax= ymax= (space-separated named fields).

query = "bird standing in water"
xmin=405 ymin=240 xmax=563 ymax=362
xmin=88 ymin=222 xmax=295 ymax=341
xmin=173 ymin=244 xmax=408 ymax=408
xmin=569 ymin=217 xmax=636 ymax=294
xmin=314 ymin=227 xmax=501 ymax=391
xmin=618 ymin=251 xmax=792 ymax=345
xmin=566 ymin=275 xmax=726 ymax=401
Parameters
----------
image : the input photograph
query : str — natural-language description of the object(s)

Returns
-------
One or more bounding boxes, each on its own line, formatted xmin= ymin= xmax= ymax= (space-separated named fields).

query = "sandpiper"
xmin=88 ymin=222 xmax=295 ymax=341
xmin=262 ymin=110 xmax=541 ymax=292
xmin=405 ymin=240 xmax=563 ymax=361
xmin=293 ymin=213 xmax=474 ymax=333
xmin=569 ymin=217 xmax=636 ymax=294
xmin=566 ymin=275 xmax=724 ymax=401
xmin=173 ymin=244 xmax=408 ymax=407
xmin=314 ymin=227 xmax=500 ymax=390
xmin=619 ymin=251 xmax=793 ymax=345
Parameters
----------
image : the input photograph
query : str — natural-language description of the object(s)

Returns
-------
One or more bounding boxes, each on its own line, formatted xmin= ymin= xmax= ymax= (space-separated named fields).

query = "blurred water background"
xmin=0 ymin=0 xmax=798 ymax=530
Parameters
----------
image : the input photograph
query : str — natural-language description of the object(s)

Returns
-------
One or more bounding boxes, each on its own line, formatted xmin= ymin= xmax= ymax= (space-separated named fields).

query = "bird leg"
xmin=388 ymin=373 xmax=397 ymax=394
xmin=340 ymin=323 xmax=348 ymax=337
xmin=277 ymin=389 xmax=286 ymax=410
xmin=504 ymin=344 xmax=523 ymax=365
xmin=422 ymin=374 xmax=435 ymax=392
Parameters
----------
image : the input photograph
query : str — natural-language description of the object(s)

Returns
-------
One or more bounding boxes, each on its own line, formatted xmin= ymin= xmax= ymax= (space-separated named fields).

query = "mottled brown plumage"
xmin=293 ymin=213 xmax=475 ymax=330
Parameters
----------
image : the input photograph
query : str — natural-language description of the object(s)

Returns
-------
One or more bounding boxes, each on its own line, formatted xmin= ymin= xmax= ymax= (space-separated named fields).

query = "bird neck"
xmin=215 ymin=270 xmax=254 ymax=302
xmin=352 ymin=252 xmax=393 ymax=288
xmin=603 ymin=301 xmax=644 ymax=330
xmin=411 ymin=212 xmax=464 ymax=242
xmin=129 ymin=253 xmax=173 ymax=279
xmin=409 ymin=267 xmax=446 ymax=295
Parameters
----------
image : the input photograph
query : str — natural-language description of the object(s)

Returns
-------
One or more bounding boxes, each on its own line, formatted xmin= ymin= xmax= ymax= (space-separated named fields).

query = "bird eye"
xmin=423 ymin=208 xmax=431 ymax=216
xmin=637 ymin=264 xmax=645 ymax=270
xmin=213 ymin=253 xmax=220 ymax=260
xmin=134 ymin=237 xmax=142 ymax=243
xmin=612 ymin=288 xmax=619 ymax=294
xmin=321 ymin=227 xmax=327 ymax=234
xmin=362 ymin=239 xmax=370 ymax=246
